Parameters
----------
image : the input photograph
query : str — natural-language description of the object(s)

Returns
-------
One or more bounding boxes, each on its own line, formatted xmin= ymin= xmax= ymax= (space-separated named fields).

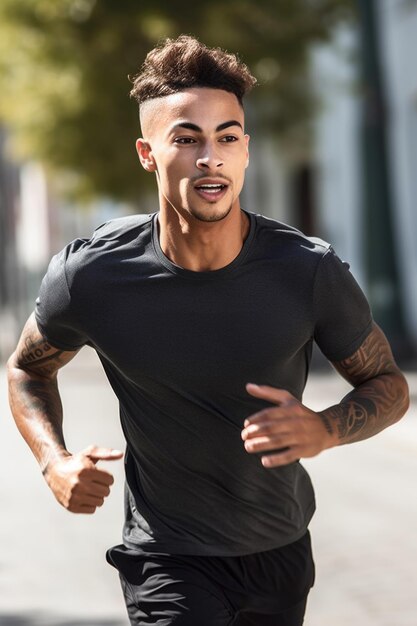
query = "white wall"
xmin=310 ymin=28 xmax=365 ymax=285
xmin=17 ymin=162 xmax=50 ymax=271
xmin=379 ymin=0 xmax=417 ymax=344
xmin=310 ymin=11 xmax=417 ymax=346
xmin=242 ymin=133 xmax=292 ymax=224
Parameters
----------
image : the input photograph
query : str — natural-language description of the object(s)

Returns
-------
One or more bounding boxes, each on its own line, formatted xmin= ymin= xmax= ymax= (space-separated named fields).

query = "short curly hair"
xmin=130 ymin=35 xmax=257 ymax=107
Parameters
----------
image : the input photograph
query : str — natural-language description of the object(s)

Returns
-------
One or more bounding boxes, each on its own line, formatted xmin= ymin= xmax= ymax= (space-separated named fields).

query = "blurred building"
xmin=379 ymin=0 xmax=417 ymax=354
xmin=246 ymin=1 xmax=417 ymax=357
xmin=0 ymin=142 xmax=127 ymax=360
xmin=0 ymin=127 xmax=26 ymax=359
xmin=310 ymin=0 xmax=417 ymax=355
xmin=0 ymin=147 xmax=66 ymax=359
xmin=1 ymin=1 xmax=416 ymax=360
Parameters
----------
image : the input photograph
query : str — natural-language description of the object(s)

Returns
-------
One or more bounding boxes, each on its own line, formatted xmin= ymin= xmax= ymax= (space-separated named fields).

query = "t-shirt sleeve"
xmin=35 ymin=245 xmax=88 ymax=351
xmin=313 ymin=246 xmax=373 ymax=361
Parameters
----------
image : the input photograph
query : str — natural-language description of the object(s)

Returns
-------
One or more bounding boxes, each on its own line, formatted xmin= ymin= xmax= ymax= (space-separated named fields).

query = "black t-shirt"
xmin=35 ymin=211 xmax=373 ymax=556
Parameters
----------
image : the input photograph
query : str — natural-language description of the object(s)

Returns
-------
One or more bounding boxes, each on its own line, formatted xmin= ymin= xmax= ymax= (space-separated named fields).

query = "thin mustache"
xmin=191 ymin=176 xmax=231 ymax=185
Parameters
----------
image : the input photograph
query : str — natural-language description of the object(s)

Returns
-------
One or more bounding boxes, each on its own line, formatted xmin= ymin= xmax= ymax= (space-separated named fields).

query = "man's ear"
xmin=244 ymin=134 xmax=250 ymax=169
xmin=136 ymin=139 xmax=157 ymax=172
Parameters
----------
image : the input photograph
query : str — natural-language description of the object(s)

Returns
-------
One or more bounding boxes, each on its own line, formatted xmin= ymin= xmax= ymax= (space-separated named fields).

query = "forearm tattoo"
xmin=17 ymin=376 xmax=66 ymax=471
xmin=318 ymin=412 xmax=334 ymax=436
xmin=322 ymin=325 xmax=409 ymax=444
xmin=20 ymin=378 xmax=63 ymax=419
xmin=13 ymin=322 xmax=71 ymax=421
xmin=8 ymin=316 xmax=78 ymax=469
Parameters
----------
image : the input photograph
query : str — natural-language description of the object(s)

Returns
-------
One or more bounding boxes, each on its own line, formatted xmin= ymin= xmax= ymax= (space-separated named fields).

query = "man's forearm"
xmin=320 ymin=372 xmax=409 ymax=445
xmin=7 ymin=359 xmax=69 ymax=473
xmin=243 ymin=324 xmax=409 ymax=467
xmin=8 ymin=316 xmax=122 ymax=514
xmin=7 ymin=314 xmax=80 ymax=473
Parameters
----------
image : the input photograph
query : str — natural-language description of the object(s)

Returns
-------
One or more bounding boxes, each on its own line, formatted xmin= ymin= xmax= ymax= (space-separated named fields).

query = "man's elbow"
xmin=393 ymin=371 xmax=410 ymax=422
xmin=6 ymin=351 xmax=19 ymax=381
xmin=6 ymin=351 xmax=31 ymax=388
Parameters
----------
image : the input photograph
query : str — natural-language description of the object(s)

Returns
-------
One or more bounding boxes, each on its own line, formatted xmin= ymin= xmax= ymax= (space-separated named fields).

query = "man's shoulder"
xmin=66 ymin=212 xmax=153 ymax=256
xmin=59 ymin=212 xmax=155 ymax=281
xmin=91 ymin=212 xmax=154 ymax=241
xmin=251 ymin=212 xmax=331 ymax=257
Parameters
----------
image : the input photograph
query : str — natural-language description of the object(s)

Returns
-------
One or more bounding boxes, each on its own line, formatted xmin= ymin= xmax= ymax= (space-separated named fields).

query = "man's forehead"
xmin=139 ymin=88 xmax=244 ymax=137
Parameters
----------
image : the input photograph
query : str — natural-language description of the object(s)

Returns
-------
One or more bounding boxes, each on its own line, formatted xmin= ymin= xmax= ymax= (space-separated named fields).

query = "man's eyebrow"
xmin=216 ymin=120 xmax=243 ymax=132
xmin=170 ymin=120 xmax=243 ymax=133
xmin=172 ymin=122 xmax=202 ymax=132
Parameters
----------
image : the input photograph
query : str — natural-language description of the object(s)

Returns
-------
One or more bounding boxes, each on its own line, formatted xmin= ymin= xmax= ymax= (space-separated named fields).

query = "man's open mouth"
xmin=194 ymin=183 xmax=227 ymax=194
xmin=193 ymin=180 xmax=229 ymax=202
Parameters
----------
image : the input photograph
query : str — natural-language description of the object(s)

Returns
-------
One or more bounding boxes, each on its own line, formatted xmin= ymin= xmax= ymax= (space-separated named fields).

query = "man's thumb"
xmin=82 ymin=445 xmax=124 ymax=464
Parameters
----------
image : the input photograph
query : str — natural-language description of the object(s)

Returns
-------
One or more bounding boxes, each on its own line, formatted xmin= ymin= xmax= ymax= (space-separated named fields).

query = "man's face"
xmin=137 ymin=88 xmax=250 ymax=223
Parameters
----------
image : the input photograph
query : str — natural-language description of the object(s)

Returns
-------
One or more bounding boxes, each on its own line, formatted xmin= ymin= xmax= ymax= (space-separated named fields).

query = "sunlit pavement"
xmin=1 ymin=349 xmax=416 ymax=626
xmin=303 ymin=369 xmax=417 ymax=626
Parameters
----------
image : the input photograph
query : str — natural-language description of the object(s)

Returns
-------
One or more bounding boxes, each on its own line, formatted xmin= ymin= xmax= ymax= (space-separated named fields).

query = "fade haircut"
xmin=130 ymin=35 xmax=257 ymax=108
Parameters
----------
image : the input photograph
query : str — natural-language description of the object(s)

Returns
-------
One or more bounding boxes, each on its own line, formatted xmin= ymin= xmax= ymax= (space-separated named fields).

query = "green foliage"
xmin=0 ymin=0 xmax=354 ymax=203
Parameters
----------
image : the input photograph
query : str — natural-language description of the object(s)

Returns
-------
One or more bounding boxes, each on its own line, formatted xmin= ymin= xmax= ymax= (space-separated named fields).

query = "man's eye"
xmin=174 ymin=137 xmax=196 ymax=144
xmin=220 ymin=136 xmax=238 ymax=143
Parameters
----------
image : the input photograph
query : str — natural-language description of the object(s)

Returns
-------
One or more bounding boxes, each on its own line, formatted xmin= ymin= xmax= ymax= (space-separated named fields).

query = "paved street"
xmin=1 ymin=349 xmax=416 ymax=626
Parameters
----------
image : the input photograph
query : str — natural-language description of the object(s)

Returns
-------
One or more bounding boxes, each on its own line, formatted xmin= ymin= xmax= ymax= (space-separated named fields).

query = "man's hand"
xmin=242 ymin=323 xmax=410 ymax=467
xmin=43 ymin=445 xmax=123 ymax=514
xmin=242 ymin=384 xmax=337 ymax=468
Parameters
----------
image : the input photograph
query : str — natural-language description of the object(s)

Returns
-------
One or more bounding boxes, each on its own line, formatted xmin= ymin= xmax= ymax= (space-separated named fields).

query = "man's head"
xmin=130 ymin=35 xmax=257 ymax=223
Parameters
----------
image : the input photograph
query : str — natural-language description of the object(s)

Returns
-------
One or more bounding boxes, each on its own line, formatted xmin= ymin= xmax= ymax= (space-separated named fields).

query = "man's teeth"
xmin=197 ymin=184 xmax=225 ymax=192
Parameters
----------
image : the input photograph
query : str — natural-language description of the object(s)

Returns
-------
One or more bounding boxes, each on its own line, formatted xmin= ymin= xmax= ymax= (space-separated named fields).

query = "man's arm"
xmin=7 ymin=312 xmax=123 ymax=513
xmin=320 ymin=323 xmax=409 ymax=443
xmin=241 ymin=323 xmax=409 ymax=468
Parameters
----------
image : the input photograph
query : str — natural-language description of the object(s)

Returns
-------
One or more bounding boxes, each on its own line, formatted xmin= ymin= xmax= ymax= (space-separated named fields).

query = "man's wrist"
xmin=317 ymin=409 xmax=339 ymax=449
xmin=40 ymin=449 xmax=71 ymax=477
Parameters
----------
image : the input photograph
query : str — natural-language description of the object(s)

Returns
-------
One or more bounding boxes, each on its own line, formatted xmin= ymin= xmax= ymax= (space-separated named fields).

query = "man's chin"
xmin=189 ymin=204 xmax=234 ymax=223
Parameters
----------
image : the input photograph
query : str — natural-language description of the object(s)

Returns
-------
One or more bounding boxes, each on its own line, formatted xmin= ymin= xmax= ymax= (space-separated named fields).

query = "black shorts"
xmin=107 ymin=532 xmax=315 ymax=626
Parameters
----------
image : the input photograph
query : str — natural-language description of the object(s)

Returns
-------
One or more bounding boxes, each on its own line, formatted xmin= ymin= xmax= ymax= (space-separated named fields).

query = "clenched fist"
xmin=43 ymin=445 xmax=123 ymax=514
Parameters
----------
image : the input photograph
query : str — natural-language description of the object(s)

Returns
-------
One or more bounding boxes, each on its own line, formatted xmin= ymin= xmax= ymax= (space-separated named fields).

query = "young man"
xmin=8 ymin=35 xmax=409 ymax=626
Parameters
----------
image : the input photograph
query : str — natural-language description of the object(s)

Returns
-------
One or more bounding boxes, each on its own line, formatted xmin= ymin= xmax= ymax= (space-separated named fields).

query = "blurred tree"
xmin=0 ymin=0 xmax=354 ymax=204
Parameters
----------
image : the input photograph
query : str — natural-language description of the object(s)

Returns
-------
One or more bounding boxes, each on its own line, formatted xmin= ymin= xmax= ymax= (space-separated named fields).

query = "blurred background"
xmin=0 ymin=0 xmax=417 ymax=361
xmin=1 ymin=1 xmax=416 ymax=625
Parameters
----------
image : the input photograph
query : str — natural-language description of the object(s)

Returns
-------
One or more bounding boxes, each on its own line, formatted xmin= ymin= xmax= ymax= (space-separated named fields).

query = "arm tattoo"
xmin=8 ymin=314 xmax=78 ymax=471
xmin=334 ymin=325 xmax=396 ymax=385
xmin=9 ymin=369 xmax=67 ymax=473
xmin=15 ymin=320 xmax=76 ymax=377
xmin=318 ymin=412 xmax=334 ymax=436
xmin=322 ymin=324 xmax=409 ymax=444
xmin=333 ymin=398 xmax=375 ymax=440
xmin=20 ymin=378 xmax=62 ymax=417
xmin=17 ymin=334 xmax=64 ymax=377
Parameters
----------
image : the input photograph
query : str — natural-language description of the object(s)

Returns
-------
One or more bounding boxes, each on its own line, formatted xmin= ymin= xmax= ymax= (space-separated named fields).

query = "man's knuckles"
xmin=246 ymin=402 xmax=304 ymax=426
xmin=243 ymin=412 xmax=297 ymax=437
xmin=63 ymin=491 xmax=105 ymax=513
xmin=94 ymin=484 xmax=111 ymax=497
xmin=245 ymin=435 xmax=287 ymax=453
xmin=67 ymin=502 xmax=97 ymax=514
xmin=243 ymin=419 xmax=275 ymax=437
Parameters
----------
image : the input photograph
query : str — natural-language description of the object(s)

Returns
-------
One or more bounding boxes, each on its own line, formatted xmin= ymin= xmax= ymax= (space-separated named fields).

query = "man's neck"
xmin=157 ymin=206 xmax=250 ymax=272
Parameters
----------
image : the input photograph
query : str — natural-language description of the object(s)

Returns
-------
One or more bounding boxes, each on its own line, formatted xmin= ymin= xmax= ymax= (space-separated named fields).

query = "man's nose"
xmin=196 ymin=144 xmax=223 ymax=170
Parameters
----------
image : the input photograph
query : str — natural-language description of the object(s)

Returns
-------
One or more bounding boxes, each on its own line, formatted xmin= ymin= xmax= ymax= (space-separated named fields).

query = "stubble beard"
xmin=160 ymin=181 xmax=236 ymax=223
xmin=188 ymin=202 xmax=234 ymax=223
